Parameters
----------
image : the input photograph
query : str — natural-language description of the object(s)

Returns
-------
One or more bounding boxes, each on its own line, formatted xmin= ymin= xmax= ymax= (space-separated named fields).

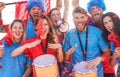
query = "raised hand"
xmin=65 ymin=44 xmax=77 ymax=60
xmin=0 ymin=2 xmax=5 ymax=12
xmin=113 ymin=47 xmax=120 ymax=58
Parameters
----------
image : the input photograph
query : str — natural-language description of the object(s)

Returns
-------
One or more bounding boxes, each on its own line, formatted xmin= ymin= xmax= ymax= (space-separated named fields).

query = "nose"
xmin=107 ymin=22 xmax=112 ymax=27
xmin=39 ymin=25 xmax=45 ymax=30
xmin=34 ymin=9 xmax=38 ymax=12
xmin=93 ymin=8 xmax=98 ymax=12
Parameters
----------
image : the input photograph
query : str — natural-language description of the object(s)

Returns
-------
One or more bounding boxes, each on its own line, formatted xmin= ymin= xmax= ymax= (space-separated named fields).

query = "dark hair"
xmin=47 ymin=8 xmax=61 ymax=18
xmin=27 ymin=0 xmax=46 ymax=13
xmin=101 ymin=12 xmax=120 ymax=41
xmin=113 ymin=21 xmax=120 ymax=38
xmin=87 ymin=0 xmax=106 ymax=13
xmin=72 ymin=6 xmax=87 ymax=15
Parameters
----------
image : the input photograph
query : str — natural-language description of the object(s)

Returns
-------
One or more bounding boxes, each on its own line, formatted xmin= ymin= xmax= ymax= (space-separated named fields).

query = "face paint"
xmin=36 ymin=18 xmax=49 ymax=37
xmin=36 ymin=18 xmax=44 ymax=36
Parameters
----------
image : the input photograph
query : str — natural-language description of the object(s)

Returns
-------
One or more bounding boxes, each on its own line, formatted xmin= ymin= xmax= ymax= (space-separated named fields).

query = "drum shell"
xmin=74 ymin=70 xmax=97 ymax=77
xmin=33 ymin=54 xmax=59 ymax=77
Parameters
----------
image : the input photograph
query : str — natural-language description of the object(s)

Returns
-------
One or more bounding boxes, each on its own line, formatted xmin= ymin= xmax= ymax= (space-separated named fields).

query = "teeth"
xmin=94 ymin=14 xmax=99 ymax=16
xmin=34 ymin=13 xmax=38 ymax=16
xmin=109 ymin=27 xmax=113 ymax=30
xmin=41 ymin=30 xmax=45 ymax=32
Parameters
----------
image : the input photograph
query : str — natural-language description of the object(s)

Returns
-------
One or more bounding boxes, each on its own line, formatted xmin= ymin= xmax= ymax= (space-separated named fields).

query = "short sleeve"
xmin=27 ymin=59 xmax=32 ymax=64
xmin=62 ymin=32 xmax=71 ymax=52
xmin=98 ymin=30 xmax=108 ymax=50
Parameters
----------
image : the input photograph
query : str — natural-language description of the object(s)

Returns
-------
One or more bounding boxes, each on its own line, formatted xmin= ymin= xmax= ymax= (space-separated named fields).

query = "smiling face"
xmin=11 ymin=21 xmax=24 ymax=42
xmin=90 ymin=6 xmax=103 ymax=24
xmin=73 ymin=12 xmax=87 ymax=32
xmin=29 ymin=6 xmax=42 ymax=25
xmin=36 ymin=18 xmax=50 ymax=37
xmin=50 ymin=10 xmax=61 ymax=21
xmin=103 ymin=16 xmax=114 ymax=33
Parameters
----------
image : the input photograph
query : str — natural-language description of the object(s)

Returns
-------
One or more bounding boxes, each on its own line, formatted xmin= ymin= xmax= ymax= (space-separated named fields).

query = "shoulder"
xmin=67 ymin=28 xmax=76 ymax=34
xmin=1 ymin=40 xmax=6 ymax=46
xmin=22 ymin=37 xmax=38 ymax=44
xmin=88 ymin=26 xmax=102 ymax=33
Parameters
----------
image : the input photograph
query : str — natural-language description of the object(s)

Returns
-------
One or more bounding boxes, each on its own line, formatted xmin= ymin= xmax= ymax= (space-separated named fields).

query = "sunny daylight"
xmin=0 ymin=0 xmax=120 ymax=77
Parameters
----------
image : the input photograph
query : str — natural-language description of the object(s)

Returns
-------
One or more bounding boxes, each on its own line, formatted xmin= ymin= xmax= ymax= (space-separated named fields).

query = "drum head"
xmin=33 ymin=54 xmax=56 ymax=67
xmin=74 ymin=61 xmax=96 ymax=74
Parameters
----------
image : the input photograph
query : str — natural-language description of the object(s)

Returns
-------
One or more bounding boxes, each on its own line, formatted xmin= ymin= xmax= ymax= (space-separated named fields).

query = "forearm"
xmin=110 ymin=54 xmax=117 ymax=67
xmin=99 ymin=56 xmax=104 ymax=62
xmin=102 ymin=48 xmax=111 ymax=56
xmin=56 ymin=0 xmax=62 ymax=10
xmin=65 ymin=50 xmax=71 ymax=61
xmin=72 ymin=0 xmax=79 ymax=8
xmin=110 ymin=57 xmax=117 ymax=67
xmin=64 ymin=45 xmax=77 ymax=60
xmin=57 ymin=44 xmax=63 ymax=62
xmin=11 ymin=44 xmax=27 ymax=57
xmin=23 ymin=64 xmax=32 ymax=77
xmin=63 ymin=0 xmax=69 ymax=21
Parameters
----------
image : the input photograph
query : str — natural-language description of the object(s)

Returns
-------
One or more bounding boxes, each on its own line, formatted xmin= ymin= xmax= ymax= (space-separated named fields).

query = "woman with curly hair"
xmin=101 ymin=12 xmax=120 ymax=77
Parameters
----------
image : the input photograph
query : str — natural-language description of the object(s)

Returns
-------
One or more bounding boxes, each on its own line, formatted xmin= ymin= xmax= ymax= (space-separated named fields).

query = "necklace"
xmin=77 ymin=27 xmax=88 ymax=61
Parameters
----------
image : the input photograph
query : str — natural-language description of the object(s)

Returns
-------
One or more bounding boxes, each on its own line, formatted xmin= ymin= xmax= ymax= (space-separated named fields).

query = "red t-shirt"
xmin=22 ymin=37 xmax=57 ymax=60
xmin=102 ymin=54 xmax=115 ymax=74
xmin=0 ymin=19 xmax=2 ymax=25
xmin=108 ymin=33 xmax=120 ymax=47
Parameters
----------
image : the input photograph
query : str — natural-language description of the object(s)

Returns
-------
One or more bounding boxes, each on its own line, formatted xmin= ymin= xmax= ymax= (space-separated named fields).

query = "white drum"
xmin=32 ymin=54 xmax=59 ymax=77
xmin=74 ymin=61 xmax=97 ymax=77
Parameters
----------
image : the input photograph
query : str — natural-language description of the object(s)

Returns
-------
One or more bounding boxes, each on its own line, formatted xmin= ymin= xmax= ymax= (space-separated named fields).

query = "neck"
xmin=13 ymin=38 xmax=21 ymax=43
xmin=40 ymin=35 xmax=47 ymax=39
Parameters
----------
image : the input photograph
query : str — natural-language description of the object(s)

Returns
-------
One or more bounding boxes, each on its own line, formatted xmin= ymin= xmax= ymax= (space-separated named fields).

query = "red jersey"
xmin=23 ymin=37 xmax=57 ymax=60
xmin=102 ymin=54 xmax=115 ymax=74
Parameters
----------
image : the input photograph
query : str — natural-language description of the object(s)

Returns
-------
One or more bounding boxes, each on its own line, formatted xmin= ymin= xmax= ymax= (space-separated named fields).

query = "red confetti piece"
xmin=0 ymin=65 xmax=2 ymax=68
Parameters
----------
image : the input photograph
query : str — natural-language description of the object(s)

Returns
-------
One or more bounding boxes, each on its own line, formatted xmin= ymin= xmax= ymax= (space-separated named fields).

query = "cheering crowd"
xmin=0 ymin=0 xmax=120 ymax=77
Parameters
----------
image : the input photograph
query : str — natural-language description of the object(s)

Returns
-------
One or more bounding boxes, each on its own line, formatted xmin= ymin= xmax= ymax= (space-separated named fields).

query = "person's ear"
xmin=86 ymin=15 xmax=90 ymax=24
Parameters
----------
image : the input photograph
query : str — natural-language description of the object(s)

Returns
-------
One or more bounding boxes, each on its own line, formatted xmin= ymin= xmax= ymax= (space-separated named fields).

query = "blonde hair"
xmin=9 ymin=19 xmax=26 ymax=43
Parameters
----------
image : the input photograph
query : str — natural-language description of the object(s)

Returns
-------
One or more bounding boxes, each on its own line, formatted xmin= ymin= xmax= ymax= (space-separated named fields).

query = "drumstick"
xmin=5 ymin=1 xmax=27 ymax=5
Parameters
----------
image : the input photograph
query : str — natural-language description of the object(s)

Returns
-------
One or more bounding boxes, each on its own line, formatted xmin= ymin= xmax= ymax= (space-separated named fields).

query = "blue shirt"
xmin=0 ymin=40 xmax=32 ymax=77
xmin=26 ymin=17 xmax=37 ymax=39
xmin=62 ymin=26 xmax=108 ymax=77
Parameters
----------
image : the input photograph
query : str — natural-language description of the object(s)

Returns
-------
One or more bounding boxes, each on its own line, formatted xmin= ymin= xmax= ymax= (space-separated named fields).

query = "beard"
xmin=92 ymin=16 xmax=101 ymax=24
xmin=93 ymin=18 xmax=101 ymax=24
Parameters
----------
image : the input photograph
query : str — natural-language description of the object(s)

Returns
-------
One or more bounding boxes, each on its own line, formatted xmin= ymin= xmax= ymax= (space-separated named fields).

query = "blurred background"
xmin=0 ymin=0 xmax=120 ymax=29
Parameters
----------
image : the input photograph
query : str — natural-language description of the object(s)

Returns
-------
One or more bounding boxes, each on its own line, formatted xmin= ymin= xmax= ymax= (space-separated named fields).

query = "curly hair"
xmin=87 ymin=0 xmax=106 ymax=13
xmin=27 ymin=0 xmax=46 ymax=13
xmin=101 ymin=12 xmax=120 ymax=42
